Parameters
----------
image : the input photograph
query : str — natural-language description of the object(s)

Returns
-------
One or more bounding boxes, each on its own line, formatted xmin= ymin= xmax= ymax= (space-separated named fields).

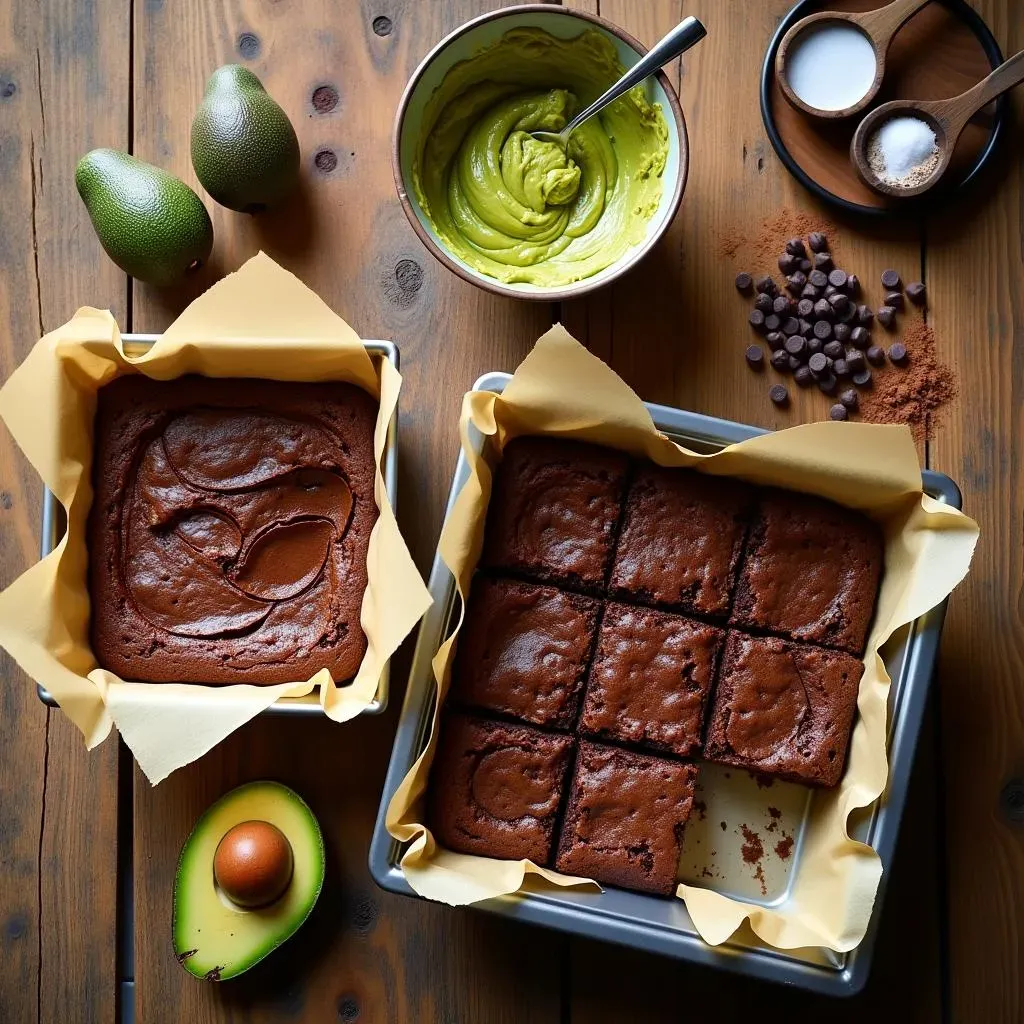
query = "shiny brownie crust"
xmin=88 ymin=374 xmax=378 ymax=684
xmin=451 ymin=577 xmax=600 ymax=729
xmin=428 ymin=713 xmax=575 ymax=864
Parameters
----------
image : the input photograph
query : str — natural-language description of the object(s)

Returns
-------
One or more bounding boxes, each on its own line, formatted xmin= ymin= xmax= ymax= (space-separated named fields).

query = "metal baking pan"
xmin=369 ymin=370 xmax=961 ymax=996
xmin=35 ymin=333 xmax=399 ymax=717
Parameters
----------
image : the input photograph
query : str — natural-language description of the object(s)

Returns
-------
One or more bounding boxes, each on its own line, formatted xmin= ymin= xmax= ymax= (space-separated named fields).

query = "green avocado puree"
xmin=413 ymin=28 xmax=670 ymax=287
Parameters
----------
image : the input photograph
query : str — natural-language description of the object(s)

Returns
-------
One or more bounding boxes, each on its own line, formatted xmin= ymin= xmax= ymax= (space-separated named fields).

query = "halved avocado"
xmin=173 ymin=781 xmax=324 ymax=981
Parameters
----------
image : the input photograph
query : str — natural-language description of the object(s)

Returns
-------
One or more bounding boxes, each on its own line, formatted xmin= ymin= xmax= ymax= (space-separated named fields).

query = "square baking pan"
xmin=35 ymin=333 xmax=399 ymax=717
xmin=369 ymin=370 xmax=961 ymax=996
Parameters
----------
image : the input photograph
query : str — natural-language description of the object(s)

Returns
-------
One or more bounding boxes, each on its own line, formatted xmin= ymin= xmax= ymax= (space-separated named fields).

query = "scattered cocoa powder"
xmin=693 ymin=799 xmax=707 ymax=821
xmin=768 ymin=806 xmax=782 ymax=818
xmin=775 ymin=835 xmax=795 ymax=860
xmin=753 ymin=772 xmax=774 ymax=789
xmin=716 ymin=207 xmax=838 ymax=268
xmin=740 ymin=824 xmax=764 ymax=865
xmin=754 ymin=862 xmax=768 ymax=896
xmin=720 ymin=820 xmax=727 ymax=831
xmin=860 ymin=316 xmax=957 ymax=442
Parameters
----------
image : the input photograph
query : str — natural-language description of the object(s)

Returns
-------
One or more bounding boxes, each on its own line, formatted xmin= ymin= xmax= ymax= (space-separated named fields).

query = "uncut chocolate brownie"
xmin=731 ymin=489 xmax=883 ymax=654
xmin=704 ymin=632 xmax=863 ymax=787
xmin=580 ymin=603 xmax=723 ymax=757
xmin=88 ymin=374 xmax=378 ymax=685
xmin=451 ymin=577 xmax=600 ymax=729
xmin=555 ymin=742 xmax=698 ymax=895
xmin=609 ymin=465 xmax=751 ymax=618
xmin=480 ymin=436 xmax=629 ymax=592
xmin=428 ymin=713 xmax=575 ymax=864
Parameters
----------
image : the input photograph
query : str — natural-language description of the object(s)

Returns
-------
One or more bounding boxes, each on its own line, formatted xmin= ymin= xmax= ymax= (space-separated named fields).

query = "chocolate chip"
xmin=797 ymin=298 xmax=814 ymax=318
xmin=794 ymin=366 xmax=814 ymax=387
xmin=825 ymin=284 xmax=840 ymax=297
xmin=829 ymin=403 xmax=848 ymax=421
xmin=813 ymin=298 xmax=833 ymax=320
xmin=823 ymin=340 xmax=844 ymax=359
xmin=866 ymin=345 xmax=886 ymax=366
xmin=773 ymin=294 xmax=793 ymax=315
xmin=778 ymin=254 xmax=798 ymax=274
xmin=764 ymin=314 xmax=781 ymax=332
xmin=828 ymin=269 xmax=847 ymax=289
xmin=817 ymin=373 xmax=837 ymax=395
xmin=888 ymin=342 xmax=909 ymax=365
xmin=906 ymin=281 xmax=926 ymax=305
xmin=786 ymin=272 xmax=807 ymax=295
xmin=839 ymin=388 xmax=859 ymax=410
xmin=881 ymin=269 xmax=901 ymax=290
xmin=807 ymin=232 xmax=829 ymax=253
xmin=850 ymin=326 xmax=870 ymax=349
xmin=813 ymin=320 xmax=832 ymax=340
xmin=833 ymin=358 xmax=850 ymax=377
xmin=845 ymin=350 xmax=866 ymax=374
xmin=801 ymin=283 xmax=821 ymax=300
xmin=798 ymin=318 xmax=813 ymax=336
xmin=808 ymin=352 xmax=830 ymax=376
xmin=800 ymin=258 xmax=812 ymax=272
xmin=856 ymin=304 xmax=874 ymax=324
xmin=754 ymin=292 xmax=773 ymax=313
xmin=852 ymin=368 xmax=873 ymax=387
xmin=765 ymin=331 xmax=785 ymax=350
xmin=781 ymin=317 xmax=800 ymax=336
xmin=770 ymin=349 xmax=790 ymax=372
xmin=846 ymin=274 xmax=860 ymax=295
xmin=838 ymin=302 xmax=858 ymax=324
xmin=807 ymin=336 xmax=823 ymax=355
xmin=784 ymin=335 xmax=807 ymax=358
xmin=745 ymin=344 xmax=765 ymax=369
xmin=829 ymin=292 xmax=850 ymax=314
xmin=372 ymin=15 xmax=393 ymax=35
xmin=808 ymin=269 xmax=829 ymax=289
xmin=755 ymin=275 xmax=777 ymax=296
xmin=735 ymin=272 xmax=753 ymax=293
xmin=785 ymin=238 xmax=806 ymax=257
xmin=833 ymin=322 xmax=851 ymax=343
xmin=876 ymin=305 xmax=896 ymax=328
xmin=749 ymin=309 xmax=766 ymax=331
xmin=814 ymin=252 xmax=833 ymax=272
xmin=885 ymin=291 xmax=905 ymax=311
xmin=769 ymin=383 xmax=790 ymax=405
xmin=787 ymin=354 xmax=803 ymax=371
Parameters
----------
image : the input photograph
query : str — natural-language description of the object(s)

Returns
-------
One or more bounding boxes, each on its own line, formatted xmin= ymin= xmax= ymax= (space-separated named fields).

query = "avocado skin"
xmin=191 ymin=65 xmax=301 ymax=213
xmin=75 ymin=149 xmax=214 ymax=286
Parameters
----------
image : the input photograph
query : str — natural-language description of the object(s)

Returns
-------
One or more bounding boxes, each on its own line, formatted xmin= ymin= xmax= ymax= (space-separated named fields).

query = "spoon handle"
xmin=941 ymin=49 xmax=1024 ymax=135
xmin=562 ymin=16 xmax=707 ymax=137
xmin=859 ymin=0 xmax=933 ymax=48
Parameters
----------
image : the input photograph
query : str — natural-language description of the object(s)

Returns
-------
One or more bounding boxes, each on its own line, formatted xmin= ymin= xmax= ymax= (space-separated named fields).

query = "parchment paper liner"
xmin=386 ymin=325 xmax=977 ymax=952
xmin=0 ymin=253 xmax=431 ymax=785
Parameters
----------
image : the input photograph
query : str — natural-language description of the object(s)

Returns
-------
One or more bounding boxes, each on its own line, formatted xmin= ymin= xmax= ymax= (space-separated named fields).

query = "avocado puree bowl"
xmin=393 ymin=5 xmax=689 ymax=302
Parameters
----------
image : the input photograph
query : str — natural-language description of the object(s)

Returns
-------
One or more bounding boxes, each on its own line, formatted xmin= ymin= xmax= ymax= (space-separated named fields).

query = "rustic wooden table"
xmin=2 ymin=1 xmax=1022 ymax=1021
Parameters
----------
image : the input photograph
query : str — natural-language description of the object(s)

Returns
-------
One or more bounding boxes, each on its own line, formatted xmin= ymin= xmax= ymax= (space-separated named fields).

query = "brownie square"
xmin=704 ymin=632 xmax=864 ymax=787
xmin=731 ymin=489 xmax=884 ymax=654
xmin=609 ymin=465 xmax=751 ymax=618
xmin=555 ymin=742 xmax=698 ymax=895
xmin=428 ymin=713 xmax=575 ymax=864
xmin=580 ymin=603 xmax=723 ymax=757
xmin=451 ymin=577 xmax=600 ymax=729
xmin=88 ymin=374 xmax=378 ymax=685
xmin=480 ymin=436 xmax=629 ymax=591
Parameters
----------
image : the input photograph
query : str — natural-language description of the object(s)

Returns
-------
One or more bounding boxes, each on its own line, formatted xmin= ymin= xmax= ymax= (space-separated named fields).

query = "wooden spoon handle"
xmin=858 ymin=0 xmax=933 ymax=49
xmin=939 ymin=49 xmax=1024 ymax=137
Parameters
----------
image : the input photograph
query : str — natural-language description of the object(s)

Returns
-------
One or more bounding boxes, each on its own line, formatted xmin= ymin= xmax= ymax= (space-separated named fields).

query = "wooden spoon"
xmin=775 ymin=0 xmax=934 ymax=120
xmin=851 ymin=48 xmax=1024 ymax=198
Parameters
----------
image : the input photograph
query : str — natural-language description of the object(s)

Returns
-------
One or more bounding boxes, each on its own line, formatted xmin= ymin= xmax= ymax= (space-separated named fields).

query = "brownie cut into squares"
xmin=704 ymin=632 xmax=864 ymax=787
xmin=580 ymin=603 xmax=723 ymax=757
xmin=555 ymin=742 xmax=698 ymax=895
xmin=480 ymin=436 xmax=629 ymax=592
xmin=428 ymin=713 xmax=575 ymax=864
xmin=609 ymin=464 xmax=752 ymax=618
xmin=731 ymin=488 xmax=884 ymax=655
xmin=451 ymin=576 xmax=600 ymax=729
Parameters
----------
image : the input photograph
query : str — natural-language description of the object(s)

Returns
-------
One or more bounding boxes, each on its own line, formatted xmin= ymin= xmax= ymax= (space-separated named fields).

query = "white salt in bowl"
xmin=392 ymin=4 xmax=688 ymax=302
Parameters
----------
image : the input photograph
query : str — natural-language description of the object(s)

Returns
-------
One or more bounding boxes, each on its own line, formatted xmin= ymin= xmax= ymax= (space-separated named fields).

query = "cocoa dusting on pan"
xmin=775 ymin=835 xmax=795 ymax=860
xmin=860 ymin=317 xmax=957 ymax=443
xmin=753 ymin=772 xmax=774 ymax=789
xmin=693 ymin=799 xmax=707 ymax=821
xmin=740 ymin=825 xmax=764 ymax=865
xmin=754 ymin=863 xmax=768 ymax=896
xmin=766 ymin=806 xmax=782 ymax=833
xmin=768 ymin=806 xmax=782 ymax=818
xmin=720 ymin=821 xmax=727 ymax=832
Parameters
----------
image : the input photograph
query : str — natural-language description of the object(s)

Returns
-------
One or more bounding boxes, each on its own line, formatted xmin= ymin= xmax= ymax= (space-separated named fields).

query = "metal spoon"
xmin=529 ymin=16 xmax=707 ymax=149
xmin=851 ymin=48 xmax=1024 ymax=198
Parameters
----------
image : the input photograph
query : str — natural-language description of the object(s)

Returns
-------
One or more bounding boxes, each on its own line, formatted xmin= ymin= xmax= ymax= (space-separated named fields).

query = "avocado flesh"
xmin=173 ymin=781 xmax=324 ymax=981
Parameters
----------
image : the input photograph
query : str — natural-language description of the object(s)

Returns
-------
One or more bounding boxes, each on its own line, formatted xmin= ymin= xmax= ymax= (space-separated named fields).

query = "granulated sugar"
xmin=867 ymin=116 xmax=939 ymax=188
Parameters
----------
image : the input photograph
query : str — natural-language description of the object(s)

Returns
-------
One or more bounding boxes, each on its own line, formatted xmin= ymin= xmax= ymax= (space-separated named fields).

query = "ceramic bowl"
xmin=392 ymin=4 xmax=689 ymax=302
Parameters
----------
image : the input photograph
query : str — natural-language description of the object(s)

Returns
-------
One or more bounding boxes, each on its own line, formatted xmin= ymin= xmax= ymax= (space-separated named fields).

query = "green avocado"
xmin=191 ymin=65 xmax=301 ymax=212
xmin=75 ymin=149 xmax=213 ymax=286
xmin=173 ymin=781 xmax=324 ymax=982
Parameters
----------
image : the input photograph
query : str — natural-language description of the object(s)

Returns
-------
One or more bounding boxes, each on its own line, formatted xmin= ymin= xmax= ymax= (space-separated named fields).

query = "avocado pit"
xmin=213 ymin=819 xmax=294 ymax=908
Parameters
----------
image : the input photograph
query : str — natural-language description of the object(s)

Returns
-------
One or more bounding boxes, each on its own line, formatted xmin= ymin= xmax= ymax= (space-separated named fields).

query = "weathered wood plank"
xmin=130 ymin=2 xmax=562 ymax=1021
xmin=927 ymin=0 xmax=1024 ymax=1019
xmin=0 ymin=1 xmax=126 ymax=1021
